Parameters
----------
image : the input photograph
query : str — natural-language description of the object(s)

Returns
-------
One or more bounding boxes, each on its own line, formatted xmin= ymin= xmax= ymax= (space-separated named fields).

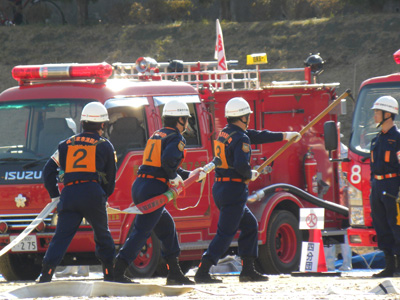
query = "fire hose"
xmin=107 ymin=157 xmax=222 ymax=215
xmin=248 ymin=183 xmax=348 ymax=216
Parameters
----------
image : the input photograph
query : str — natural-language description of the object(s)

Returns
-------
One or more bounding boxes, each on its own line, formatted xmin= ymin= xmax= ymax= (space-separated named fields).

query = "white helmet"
xmin=163 ymin=99 xmax=191 ymax=117
xmin=81 ymin=102 xmax=109 ymax=122
xmin=371 ymin=96 xmax=399 ymax=115
xmin=225 ymin=97 xmax=253 ymax=118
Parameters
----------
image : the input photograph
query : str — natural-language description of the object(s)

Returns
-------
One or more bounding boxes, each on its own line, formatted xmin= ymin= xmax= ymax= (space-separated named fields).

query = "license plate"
xmin=10 ymin=235 xmax=37 ymax=252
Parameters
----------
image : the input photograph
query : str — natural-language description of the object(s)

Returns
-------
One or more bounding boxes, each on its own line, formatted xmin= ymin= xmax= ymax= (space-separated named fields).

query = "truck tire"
xmin=0 ymin=253 xmax=41 ymax=281
xmin=257 ymin=210 xmax=302 ymax=274
xmin=125 ymin=231 xmax=161 ymax=278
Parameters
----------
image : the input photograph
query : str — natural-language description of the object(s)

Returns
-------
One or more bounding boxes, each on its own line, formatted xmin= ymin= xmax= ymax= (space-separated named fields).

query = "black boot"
xmin=38 ymin=265 xmax=56 ymax=283
xmin=393 ymin=255 xmax=400 ymax=277
xmin=113 ymin=257 xmax=136 ymax=283
xmin=102 ymin=261 xmax=114 ymax=282
xmin=165 ymin=257 xmax=194 ymax=285
xmin=239 ymin=257 xmax=269 ymax=282
xmin=372 ymin=252 xmax=395 ymax=278
xmin=194 ymin=257 xmax=222 ymax=284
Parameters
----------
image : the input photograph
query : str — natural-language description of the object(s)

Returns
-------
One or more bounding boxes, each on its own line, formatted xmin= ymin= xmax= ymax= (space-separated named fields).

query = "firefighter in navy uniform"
xmin=113 ymin=99 xmax=205 ymax=285
xmin=369 ymin=96 xmax=400 ymax=278
xmin=194 ymin=97 xmax=301 ymax=283
xmin=38 ymin=102 xmax=117 ymax=283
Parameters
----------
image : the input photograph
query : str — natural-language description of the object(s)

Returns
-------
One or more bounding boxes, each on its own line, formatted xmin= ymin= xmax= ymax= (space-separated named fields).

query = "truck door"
xmin=153 ymin=95 xmax=212 ymax=229
xmin=260 ymin=92 xmax=305 ymax=188
xmin=104 ymin=96 xmax=150 ymax=241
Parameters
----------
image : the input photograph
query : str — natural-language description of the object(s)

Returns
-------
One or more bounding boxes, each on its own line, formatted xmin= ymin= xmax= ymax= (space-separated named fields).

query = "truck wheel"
xmin=126 ymin=231 xmax=161 ymax=278
xmin=257 ymin=210 xmax=301 ymax=274
xmin=0 ymin=253 xmax=41 ymax=281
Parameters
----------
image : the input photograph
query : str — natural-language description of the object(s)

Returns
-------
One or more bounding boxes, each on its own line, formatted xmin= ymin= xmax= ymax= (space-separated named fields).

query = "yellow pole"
xmin=245 ymin=89 xmax=351 ymax=184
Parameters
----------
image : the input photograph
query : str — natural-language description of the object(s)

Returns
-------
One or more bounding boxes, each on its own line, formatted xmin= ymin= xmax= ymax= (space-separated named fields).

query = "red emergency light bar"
xmin=12 ymin=62 xmax=113 ymax=84
xmin=394 ymin=49 xmax=400 ymax=64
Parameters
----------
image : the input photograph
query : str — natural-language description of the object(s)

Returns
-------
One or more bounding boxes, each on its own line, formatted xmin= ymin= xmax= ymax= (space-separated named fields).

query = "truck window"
xmin=184 ymin=105 xmax=201 ymax=147
xmin=154 ymin=95 xmax=202 ymax=147
xmin=350 ymin=82 xmax=400 ymax=155
xmin=105 ymin=105 xmax=148 ymax=161
xmin=0 ymin=100 xmax=89 ymax=160
xmin=156 ymin=102 xmax=201 ymax=147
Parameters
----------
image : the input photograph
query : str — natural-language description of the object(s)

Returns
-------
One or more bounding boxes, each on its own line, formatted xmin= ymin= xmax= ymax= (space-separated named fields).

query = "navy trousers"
xmin=203 ymin=181 xmax=258 ymax=265
xmin=43 ymin=182 xmax=115 ymax=266
xmin=370 ymin=177 xmax=400 ymax=255
xmin=116 ymin=178 xmax=180 ymax=264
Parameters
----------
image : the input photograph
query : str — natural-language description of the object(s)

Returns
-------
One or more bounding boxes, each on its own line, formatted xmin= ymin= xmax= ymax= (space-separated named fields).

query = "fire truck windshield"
xmin=0 ymin=99 xmax=90 ymax=161
xmin=350 ymin=82 xmax=400 ymax=156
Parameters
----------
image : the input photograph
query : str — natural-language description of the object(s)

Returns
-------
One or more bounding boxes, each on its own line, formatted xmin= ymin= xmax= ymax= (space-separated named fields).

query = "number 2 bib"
xmin=65 ymin=145 xmax=97 ymax=173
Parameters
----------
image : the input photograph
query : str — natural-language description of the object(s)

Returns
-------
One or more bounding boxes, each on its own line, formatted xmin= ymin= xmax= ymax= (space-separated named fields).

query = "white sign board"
xmin=299 ymin=208 xmax=325 ymax=230
xmin=299 ymin=241 xmax=320 ymax=272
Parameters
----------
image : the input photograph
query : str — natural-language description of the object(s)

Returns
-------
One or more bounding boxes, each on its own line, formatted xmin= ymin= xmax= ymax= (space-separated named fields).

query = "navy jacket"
xmin=43 ymin=131 xmax=117 ymax=198
xmin=370 ymin=125 xmax=400 ymax=176
xmin=214 ymin=124 xmax=283 ymax=180
xmin=138 ymin=127 xmax=190 ymax=180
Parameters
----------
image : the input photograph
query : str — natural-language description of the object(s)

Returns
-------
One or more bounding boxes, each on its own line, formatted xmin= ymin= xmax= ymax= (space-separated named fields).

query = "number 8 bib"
xmin=65 ymin=145 xmax=97 ymax=173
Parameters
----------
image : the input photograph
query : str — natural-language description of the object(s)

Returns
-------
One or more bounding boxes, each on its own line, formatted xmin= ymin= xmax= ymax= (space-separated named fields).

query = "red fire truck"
xmin=0 ymin=54 xmax=349 ymax=281
xmin=325 ymin=50 xmax=400 ymax=248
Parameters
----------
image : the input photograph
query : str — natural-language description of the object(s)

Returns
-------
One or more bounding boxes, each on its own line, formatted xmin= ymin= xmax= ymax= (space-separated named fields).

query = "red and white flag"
xmin=214 ymin=19 xmax=228 ymax=77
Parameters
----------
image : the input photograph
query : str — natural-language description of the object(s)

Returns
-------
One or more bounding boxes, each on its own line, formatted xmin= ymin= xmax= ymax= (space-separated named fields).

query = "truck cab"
xmin=345 ymin=74 xmax=400 ymax=247
xmin=0 ymin=63 xmax=214 ymax=279
xmin=324 ymin=49 xmax=400 ymax=249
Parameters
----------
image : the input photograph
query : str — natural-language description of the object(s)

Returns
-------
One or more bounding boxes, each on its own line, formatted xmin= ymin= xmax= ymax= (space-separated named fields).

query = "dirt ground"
xmin=1 ymin=270 xmax=400 ymax=300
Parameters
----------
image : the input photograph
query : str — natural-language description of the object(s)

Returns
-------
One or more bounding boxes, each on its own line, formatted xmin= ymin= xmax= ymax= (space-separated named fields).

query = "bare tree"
xmin=76 ymin=0 xmax=89 ymax=26
xmin=220 ymin=0 xmax=232 ymax=20
xmin=199 ymin=0 xmax=235 ymax=20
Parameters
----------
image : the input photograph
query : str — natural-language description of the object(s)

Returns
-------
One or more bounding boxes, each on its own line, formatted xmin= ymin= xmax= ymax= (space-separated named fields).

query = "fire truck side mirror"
xmin=324 ymin=121 xmax=338 ymax=157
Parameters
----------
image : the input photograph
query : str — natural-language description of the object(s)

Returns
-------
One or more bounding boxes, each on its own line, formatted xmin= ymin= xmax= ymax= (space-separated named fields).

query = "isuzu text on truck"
xmin=0 ymin=54 xmax=349 ymax=281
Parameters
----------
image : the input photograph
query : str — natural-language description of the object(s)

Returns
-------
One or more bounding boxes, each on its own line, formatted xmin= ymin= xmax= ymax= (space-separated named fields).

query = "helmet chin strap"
xmin=178 ymin=118 xmax=187 ymax=133
xmin=239 ymin=115 xmax=249 ymax=129
xmin=376 ymin=111 xmax=390 ymax=128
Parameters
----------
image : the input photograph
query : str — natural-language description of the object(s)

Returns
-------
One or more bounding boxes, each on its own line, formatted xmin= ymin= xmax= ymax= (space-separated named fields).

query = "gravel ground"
xmin=1 ymin=270 xmax=400 ymax=300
